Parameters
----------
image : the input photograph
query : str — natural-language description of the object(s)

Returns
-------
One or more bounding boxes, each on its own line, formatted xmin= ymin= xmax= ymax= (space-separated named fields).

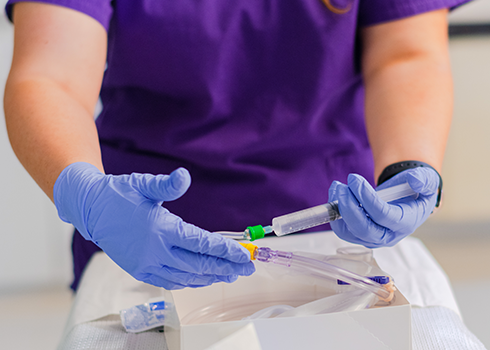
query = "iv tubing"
xmin=243 ymin=243 xmax=393 ymax=302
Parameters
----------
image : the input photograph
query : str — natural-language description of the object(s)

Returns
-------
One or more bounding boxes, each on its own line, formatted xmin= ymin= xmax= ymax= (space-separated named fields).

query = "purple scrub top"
xmin=6 ymin=0 xmax=468 ymax=290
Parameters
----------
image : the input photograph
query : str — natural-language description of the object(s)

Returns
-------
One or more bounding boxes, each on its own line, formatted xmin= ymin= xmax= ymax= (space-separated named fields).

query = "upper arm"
xmin=7 ymin=2 xmax=107 ymax=114
xmin=361 ymin=9 xmax=450 ymax=79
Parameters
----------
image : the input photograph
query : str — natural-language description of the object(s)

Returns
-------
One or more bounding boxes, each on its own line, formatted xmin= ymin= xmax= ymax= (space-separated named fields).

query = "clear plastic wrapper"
xmin=242 ymin=289 xmax=378 ymax=320
xmin=181 ymin=246 xmax=396 ymax=324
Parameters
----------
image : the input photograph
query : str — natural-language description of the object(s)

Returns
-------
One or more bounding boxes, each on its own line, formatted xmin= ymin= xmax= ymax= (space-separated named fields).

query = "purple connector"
xmin=338 ymin=276 xmax=390 ymax=285
xmin=255 ymin=247 xmax=293 ymax=267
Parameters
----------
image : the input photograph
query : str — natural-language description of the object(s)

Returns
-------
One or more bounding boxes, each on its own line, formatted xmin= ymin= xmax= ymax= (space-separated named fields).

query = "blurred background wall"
xmin=0 ymin=4 xmax=73 ymax=295
xmin=0 ymin=0 xmax=489 ymax=349
xmin=411 ymin=1 xmax=490 ymax=346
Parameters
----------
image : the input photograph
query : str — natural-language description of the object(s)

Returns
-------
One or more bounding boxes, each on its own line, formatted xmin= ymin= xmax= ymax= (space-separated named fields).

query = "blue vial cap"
xmin=149 ymin=300 xmax=166 ymax=311
xmin=337 ymin=276 xmax=390 ymax=285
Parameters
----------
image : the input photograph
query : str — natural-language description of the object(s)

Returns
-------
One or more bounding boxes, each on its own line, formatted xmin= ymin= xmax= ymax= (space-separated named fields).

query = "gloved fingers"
xmin=144 ymin=276 xmax=204 ymax=290
xmin=335 ymin=181 xmax=393 ymax=246
xmin=142 ymin=265 xmax=240 ymax=289
xmin=328 ymin=180 xmax=342 ymax=202
xmin=376 ymin=167 xmax=439 ymax=197
xmin=130 ymin=167 xmax=191 ymax=202
xmin=329 ymin=170 xmax=439 ymax=249
xmin=333 ymin=220 xmax=399 ymax=248
xmin=405 ymin=168 xmax=440 ymax=197
xmin=167 ymin=219 xmax=254 ymax=264
xmin=144 ymin=276 xmax=188 ymax=290
xmin=330 ymin=219 xmax=381 ymax=248
xmin=347 ymin=174 xmax=404 ymax=228
xmin=165 ymin=246 xmax=256 ymax=276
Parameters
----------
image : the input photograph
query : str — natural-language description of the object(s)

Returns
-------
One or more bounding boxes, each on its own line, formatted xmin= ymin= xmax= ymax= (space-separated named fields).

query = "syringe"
xmin=216 ymin=182 xmax=416 ymax=241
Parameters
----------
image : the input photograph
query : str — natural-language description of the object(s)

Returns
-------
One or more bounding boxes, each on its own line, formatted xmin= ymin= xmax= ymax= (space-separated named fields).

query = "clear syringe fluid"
xmin=216 ymin=182 xmax=416 ymax=241
xmin=270 ymin=201 xmax=341 ymax=237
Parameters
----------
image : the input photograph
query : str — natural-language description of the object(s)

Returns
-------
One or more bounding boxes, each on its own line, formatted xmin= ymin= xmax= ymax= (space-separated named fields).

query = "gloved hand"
xmin=54 ymin=162 xmax=255 ymax=289
xmin=328 ymin=167 xmax=440 ymax=248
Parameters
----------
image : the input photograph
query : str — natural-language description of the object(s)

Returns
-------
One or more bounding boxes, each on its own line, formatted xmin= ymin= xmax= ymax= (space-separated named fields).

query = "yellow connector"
xmin=238 ymin=242 xmax=258 ymax=260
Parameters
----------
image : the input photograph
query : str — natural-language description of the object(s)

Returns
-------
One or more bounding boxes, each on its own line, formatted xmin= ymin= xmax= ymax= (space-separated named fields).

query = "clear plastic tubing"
xmin=269 ymin=182 xmax=416 ymax=237
xmin=254 ymin=247 xmax=391 ymax=301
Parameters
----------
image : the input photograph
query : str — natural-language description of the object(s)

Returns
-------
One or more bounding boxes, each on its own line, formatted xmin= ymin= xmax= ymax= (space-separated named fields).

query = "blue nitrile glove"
xmin=328 ymin=167 xmax=440 ymax=248
xmin=54 ymin=162 xmax=255 ymax=289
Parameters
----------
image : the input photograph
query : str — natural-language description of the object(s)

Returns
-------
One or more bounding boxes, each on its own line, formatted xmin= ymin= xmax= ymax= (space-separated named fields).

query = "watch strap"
xmin=377 ymin=160 xmax=443 ymax=208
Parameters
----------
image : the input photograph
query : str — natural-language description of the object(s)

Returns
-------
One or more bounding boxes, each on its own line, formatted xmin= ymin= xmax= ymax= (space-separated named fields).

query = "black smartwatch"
xmin=377 ymin=161 xmax=443 ymax=208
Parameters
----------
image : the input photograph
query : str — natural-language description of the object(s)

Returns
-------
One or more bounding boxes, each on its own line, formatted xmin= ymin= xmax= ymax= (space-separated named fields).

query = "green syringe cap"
xmin=246 ymin=225 xmax=265 ymax=241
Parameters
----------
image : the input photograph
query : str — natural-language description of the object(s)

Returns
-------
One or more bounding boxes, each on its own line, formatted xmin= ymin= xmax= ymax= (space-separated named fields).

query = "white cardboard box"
xmin=164 ymin=234 xmax=411 ymax=350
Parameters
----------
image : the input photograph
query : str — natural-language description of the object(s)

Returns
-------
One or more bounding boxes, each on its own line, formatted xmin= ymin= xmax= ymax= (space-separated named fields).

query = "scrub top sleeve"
xmin=5 ymin=0 xmax=113 ymax=32
xmin=358 ymin=0 xmax=473 ymax=27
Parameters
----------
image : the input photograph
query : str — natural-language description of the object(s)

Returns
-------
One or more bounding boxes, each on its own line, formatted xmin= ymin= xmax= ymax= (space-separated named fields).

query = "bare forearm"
xmin=364 ymin=54 xmax=452 ymax=180
xmin=4 ymin=78 xmax=104 ymax=201
xmin=361 ymin=9 xmax=452 ymax=181
xmin=5 ymin=2 xmax=107 ymax=201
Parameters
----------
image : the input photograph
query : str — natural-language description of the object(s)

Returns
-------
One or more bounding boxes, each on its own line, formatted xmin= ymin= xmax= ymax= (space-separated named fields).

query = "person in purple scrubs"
xmin=4 ymin=0 xmax=467 ymax=290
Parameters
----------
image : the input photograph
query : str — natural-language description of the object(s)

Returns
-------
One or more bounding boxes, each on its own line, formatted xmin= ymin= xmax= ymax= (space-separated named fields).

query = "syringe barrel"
xmin=272 ymin=202 xmax=341 ymax=236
